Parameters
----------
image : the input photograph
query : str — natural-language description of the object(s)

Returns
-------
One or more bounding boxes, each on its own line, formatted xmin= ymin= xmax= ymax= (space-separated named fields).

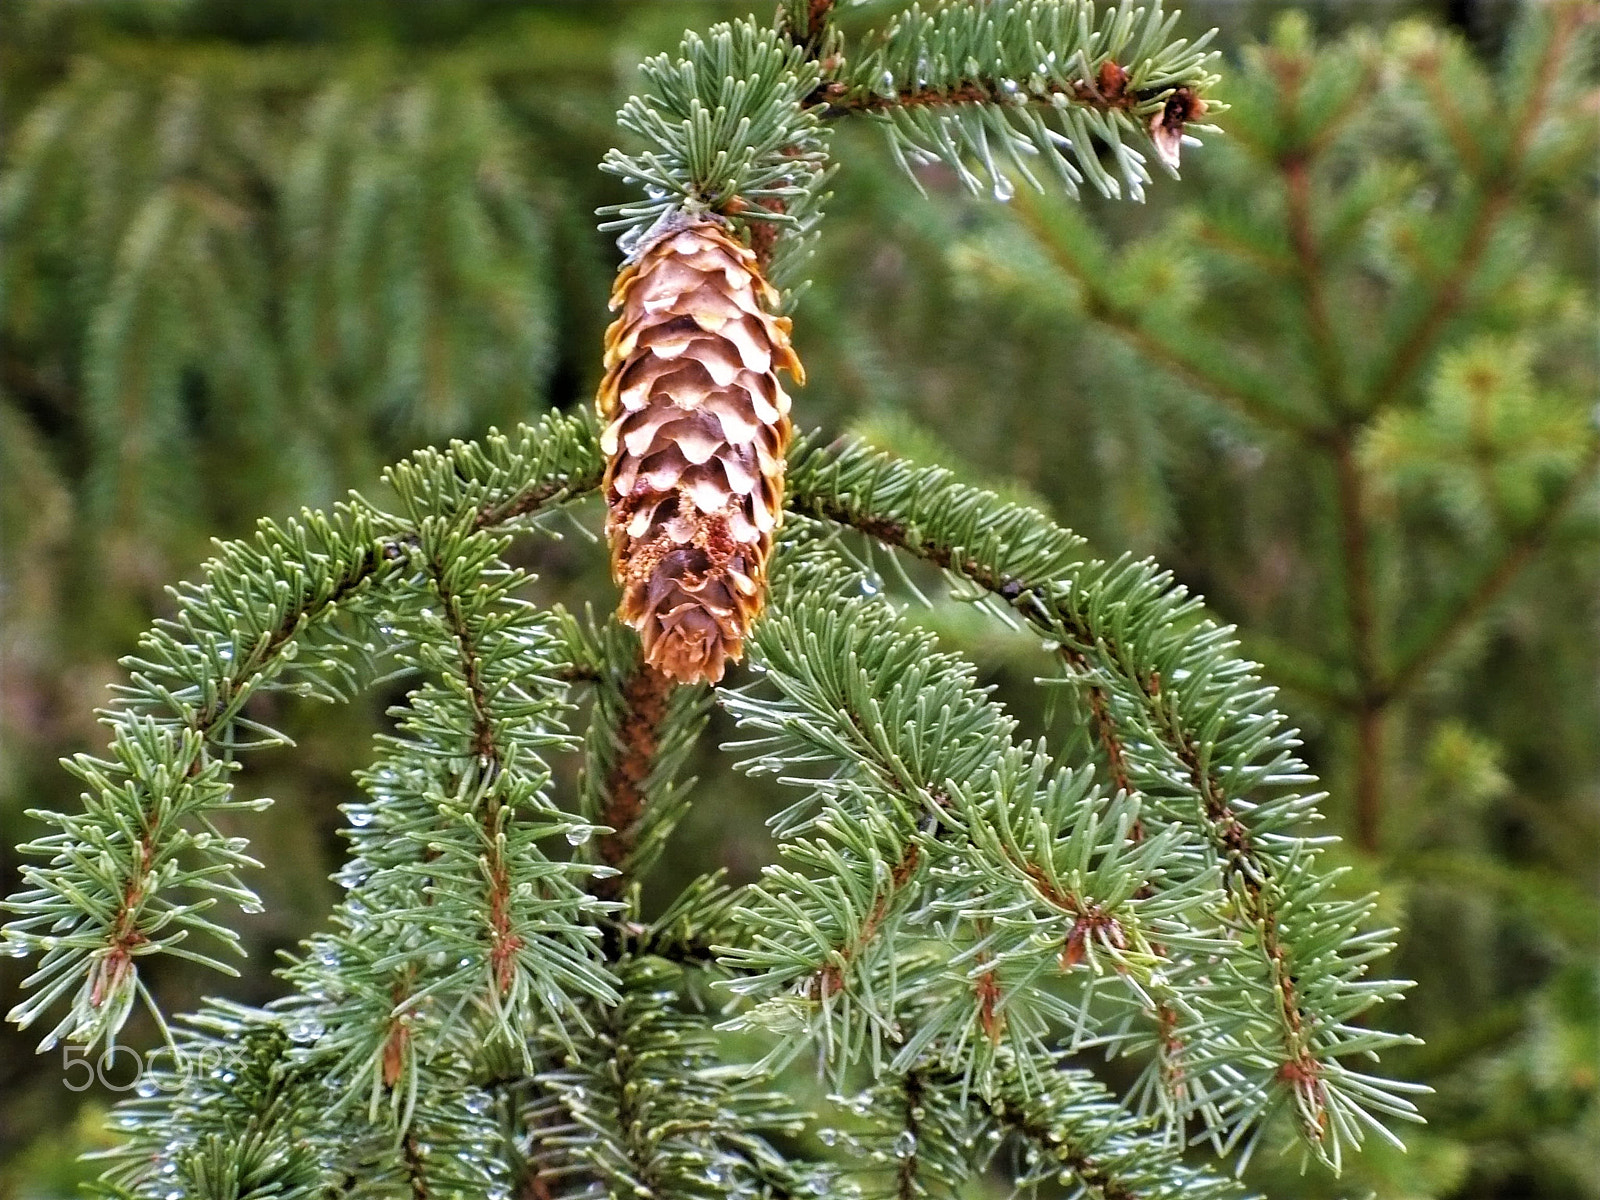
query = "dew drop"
xmin=992 ymin=175 xmax=1015 ymax=203
xmin=565 ymin=825 xmax=594 ymax=847
xmin=287 ymin=1015 xmax=324 ymax=1044
xmin=335 ymin=858 xmax=369 ymax=890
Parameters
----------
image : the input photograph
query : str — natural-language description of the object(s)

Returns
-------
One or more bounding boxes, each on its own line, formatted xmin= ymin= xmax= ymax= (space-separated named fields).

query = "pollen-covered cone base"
xmin=598 ymin=217 xmax=801 ymax=683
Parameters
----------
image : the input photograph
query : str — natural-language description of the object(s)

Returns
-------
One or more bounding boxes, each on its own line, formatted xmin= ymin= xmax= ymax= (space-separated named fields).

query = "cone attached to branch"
xmin=598 ymin=216 xmax=802 ymax=683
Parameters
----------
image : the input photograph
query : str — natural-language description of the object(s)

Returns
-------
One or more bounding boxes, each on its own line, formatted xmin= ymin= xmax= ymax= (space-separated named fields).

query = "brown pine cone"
xmin=597 ymin=216 xmax=802 ymax=683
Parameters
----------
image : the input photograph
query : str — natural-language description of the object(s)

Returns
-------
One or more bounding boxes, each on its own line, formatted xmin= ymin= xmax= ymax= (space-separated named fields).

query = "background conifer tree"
xmin=1 ymin=1 xmax=1594 ymax=1198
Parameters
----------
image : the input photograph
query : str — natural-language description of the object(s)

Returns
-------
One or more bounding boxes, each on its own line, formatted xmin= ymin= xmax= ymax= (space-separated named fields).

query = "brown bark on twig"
xmin=591 ymin=660 xmax=677 ymax=901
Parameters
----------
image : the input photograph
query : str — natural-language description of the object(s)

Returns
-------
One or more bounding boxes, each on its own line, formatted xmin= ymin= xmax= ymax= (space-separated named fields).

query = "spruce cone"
xmin=598 ymin=217 xmax=801 ymax=683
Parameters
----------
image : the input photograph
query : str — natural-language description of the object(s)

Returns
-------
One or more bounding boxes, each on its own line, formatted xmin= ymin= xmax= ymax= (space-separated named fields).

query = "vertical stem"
xmin=1282 ymin=153 xmax=1346 ymax=415
xmin=1354 ymin=703 xmax=1386 ymax=855
xmin=592 ymin=659 xmax=676 ymax=902
xmin=1333 ymin=434 xmax=1383 ymax=851
xmin=402 ymin=1131 xmax=431 ymax=1200
xmin=1280 ymin=82 xmax=1384 ymax=852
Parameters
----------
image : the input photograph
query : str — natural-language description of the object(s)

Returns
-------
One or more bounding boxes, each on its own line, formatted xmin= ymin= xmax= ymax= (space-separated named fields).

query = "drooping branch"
xmin=5 ymin=510 xmax=402 ymax=1049
xmin=5 ymin=411 xmax=606 ymax=1054
xmin=818 ymin=68 xmax=1198 ymax=130
xmin=722 ymin=535 xmax=1217 ymax=1137
xmin=811 ymin=483 xmax=1322 ymax=1095
xmin=786 ymin=436 xmax=1419 ymax=1150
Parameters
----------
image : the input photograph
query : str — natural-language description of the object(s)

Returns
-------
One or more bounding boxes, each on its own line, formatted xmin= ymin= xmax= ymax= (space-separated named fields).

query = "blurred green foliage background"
xmin=1 ymin=1 xmax=1594 ymax=1197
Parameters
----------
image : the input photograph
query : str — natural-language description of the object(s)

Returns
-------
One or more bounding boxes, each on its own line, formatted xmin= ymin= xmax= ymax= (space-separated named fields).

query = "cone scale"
xmin=597 ymin=216 xmax=802 ymax=683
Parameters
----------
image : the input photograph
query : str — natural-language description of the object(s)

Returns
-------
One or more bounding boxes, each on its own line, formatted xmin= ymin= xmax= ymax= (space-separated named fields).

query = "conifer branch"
xmin=417 ymin=541 xmax=527 ymax=1002
xmin=533 ymin=957 xmax=809 ymax=1197
xmin=895 ymin=1070 xmax=926 ymax=1200
xmin=391 ymin=413 xmax=604 ymax=533
xmin=946 ymin=1058 xmax=1248 ymax=1200
xmin=719 ymin=538 xmax=1002 ymax=1065
xmin=3 ymin=410 xmax=605 ymax=1054
xmin=727 ymin=533 xmax=1239 ymax=1145
xmin=786 ymin=435 xmax=1422 ymax=1159
xmin=591 ymin=661 xmax=678 ymax=894
xmin=1357 ymin=3 xmax=1588 ymax=416
xmin=4 ymin=5 xmax=1448 ymax=1189
xmin=565 ymin=616 xmax=711 ymax=907
xmin=832 ymin=1053 xmax=1250 ymax=1200
xmin=1329 ymin=432 xmax=1385 ymax=850
xmin=279 ymin=528 xmax=613 ymax=1138
xmin=3 ymin=507 xmax=401 ymax=1050
xmin=1280 ymin=147 xmax=1348 ymax=417
xmin=401 ymin=1132 xmax=430 ymax=1200
xmin=825 ymin=0 xmax=1221 ymax=201
xmin=1066 ymin=646 xmax=1136 ymax=798
xmin=1009 ymin=194 xmax=1325 ymax=440
xmin=778 ymin=0 xmax=839 ymax=60
xmin=1383 ymin=436 xmax=1600 ymax=702
xmin=598 ymin=19 xmax=831 ymax=294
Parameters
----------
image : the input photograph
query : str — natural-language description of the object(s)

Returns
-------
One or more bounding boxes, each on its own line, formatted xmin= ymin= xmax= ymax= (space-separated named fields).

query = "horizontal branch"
xmin=816 ymin=68 xmax=1194 ymax=127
